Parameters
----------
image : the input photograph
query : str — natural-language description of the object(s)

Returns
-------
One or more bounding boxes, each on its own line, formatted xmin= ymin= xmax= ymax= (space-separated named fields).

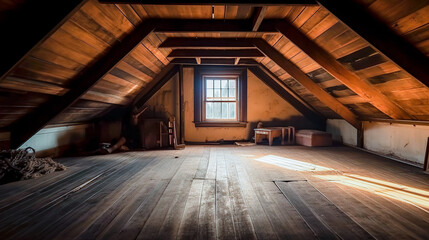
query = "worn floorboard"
xmin=1 ymin=145 xmax=429 ymax=239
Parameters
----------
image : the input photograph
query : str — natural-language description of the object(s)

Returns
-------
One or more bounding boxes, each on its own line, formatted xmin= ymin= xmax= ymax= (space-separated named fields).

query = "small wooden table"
xmin=254 ymin=126 xmax=295 ymax=146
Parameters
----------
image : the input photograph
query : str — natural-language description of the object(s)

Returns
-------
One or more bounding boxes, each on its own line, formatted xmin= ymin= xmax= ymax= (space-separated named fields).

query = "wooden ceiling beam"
xmin=252 ymin=6 xmax=268 ymax=31
xmin=318 ymin=0 xmax=429 ymax=88
xmin=133 ymin=64 xmax=179 ymax=109
xmin=0 ymin=0 xmax=86 ymax=82
xmin=154 ymin=19 xmax=279 ymax=33
xmin=253 ymin=39 xmax=361 ymax=129
xmin=248 ymin=65 xmax=325 ymax=129
xmin=159 ymin=38 xmax=256 ymax=49
xmin=275 ymin=21 xmax=413 ymax=120
xmin=98 ymin=0 xmax=318 ymax=5
xmin=167 ymin=49 xmax=265 ymax=58
xmin=170 ymin=58 xmax=259 ymax=66
xmin=9 ymin=20 xmax=157 ymax=149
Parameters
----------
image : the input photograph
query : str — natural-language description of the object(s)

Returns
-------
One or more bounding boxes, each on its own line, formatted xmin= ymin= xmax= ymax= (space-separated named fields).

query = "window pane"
xmin=229 ymin=80 xmax=235 ymax=88
xmin=222 ymin=102 xmax=228 ymax=119
xmin=229 ymin=88 xmax=235 ymax=99
xmin=228 ymin=102 xmax=236 ymax=119
xmin=214 ymin=80 xmax=220 ymax=88
xmin=213 ymin=102 xmax=221 ymax=119
xmin=221 ymin=88 xmax=228 ymax=97
xmin=221 ymin=80 xmax=228 ymax=88
xmin=206 ymin=79 xmax=213 ymax=88
xmin=206 ymin=102 xmax=213 ymax=119
xmin=214 ymin=88 xmax=220 ymax=98
xmin=207 ymin=88 xmax=213 ymax=98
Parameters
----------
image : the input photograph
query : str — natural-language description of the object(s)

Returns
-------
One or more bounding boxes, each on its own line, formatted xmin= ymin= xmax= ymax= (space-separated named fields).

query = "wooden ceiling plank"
xmin=253 ymin=39 xmax=361 ymax=129
xmin=275 ymin=20 xmax=414 ymax=120
xmin=167 ymin=49 xmax=265 ymax=58
xmin=9 ymin=20 xmax=157 ymax=148
xmin=0 ymin=0 xmax=87 ymax=82
xmin=318 ymin=0 xmax=429 ymax=89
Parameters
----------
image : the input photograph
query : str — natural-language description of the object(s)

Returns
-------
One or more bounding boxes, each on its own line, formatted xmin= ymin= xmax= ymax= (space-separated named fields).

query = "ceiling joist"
xmin=170 ymin=58 xmax=259 ymax=66
xmin=159 ymin=38 xmax=256 ymax=49
xmin=252 ymin=6 xmax=268 ymax=31
xmin=275 ymin=21 xmax=414 ymax=120
xmin=167 ymin=49 xmax=265 ymax=58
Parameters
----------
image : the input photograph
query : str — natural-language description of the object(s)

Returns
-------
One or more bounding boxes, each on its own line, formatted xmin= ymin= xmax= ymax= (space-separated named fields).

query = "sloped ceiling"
xmin=0 ymin=0 xmax=428 ymax=146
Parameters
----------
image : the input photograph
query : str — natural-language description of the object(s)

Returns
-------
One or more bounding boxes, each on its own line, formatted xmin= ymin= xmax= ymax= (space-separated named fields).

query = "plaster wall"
xmin=326 ymin=119 xmax=429 ymax=165
xmin=20 ymin=123 xmax=92 ymax=157
xmin=326 ymin=119 xmax=358 ymax=146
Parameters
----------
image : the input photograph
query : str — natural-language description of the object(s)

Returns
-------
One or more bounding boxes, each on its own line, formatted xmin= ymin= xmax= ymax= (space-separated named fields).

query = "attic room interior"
xmin=1 ymin=0 xmax=429 ymax=239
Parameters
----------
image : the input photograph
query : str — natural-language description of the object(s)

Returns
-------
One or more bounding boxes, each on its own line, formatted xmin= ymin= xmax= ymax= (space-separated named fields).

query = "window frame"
xmin=194 ymin=66 xmax=247 ymax=127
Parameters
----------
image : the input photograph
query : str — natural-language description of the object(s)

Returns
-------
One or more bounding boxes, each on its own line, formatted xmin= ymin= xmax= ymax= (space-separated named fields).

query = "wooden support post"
xmin=196 ymin=57 xmax=201 ymax=65
xmin=179 ymin=65 xmax=185 ymax=144
xmin=9 ymin=20 xmax=157 ymax=148
xmin=357 ymin=124 xmax=364 ymax=148
xmin=424 ymin=137 xmax=429 ymax=172
xmin=253 ymin=39 xmax=361 ymax=130
xmin=234 ymin=58 xmax=240 ymax=65
xmin=275 ymin=21 xmax=413 ymax=120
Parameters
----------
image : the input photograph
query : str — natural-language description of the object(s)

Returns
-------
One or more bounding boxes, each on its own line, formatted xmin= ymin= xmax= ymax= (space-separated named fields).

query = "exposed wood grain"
xmin=253 ymin=39 xmax=361 ymax=129
xmin=276 ymin=20 xmax=414 ymax=120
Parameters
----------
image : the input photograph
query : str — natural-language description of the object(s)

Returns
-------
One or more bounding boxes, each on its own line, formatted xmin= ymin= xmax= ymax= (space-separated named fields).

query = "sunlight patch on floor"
xmin=254 ymin=155 xmax=333 ymax=172
xmin=316 ymin=174 xmax=429 ymax=210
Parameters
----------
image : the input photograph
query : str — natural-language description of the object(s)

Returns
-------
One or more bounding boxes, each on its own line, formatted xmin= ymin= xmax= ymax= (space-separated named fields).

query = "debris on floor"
xmin=235 ymin=142 xmax=256 ymax=146
xmin=0 ymin=147 xmax=66 ymax=184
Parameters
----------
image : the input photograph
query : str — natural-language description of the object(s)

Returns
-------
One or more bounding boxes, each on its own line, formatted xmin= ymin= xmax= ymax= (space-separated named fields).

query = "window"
xmin=204 ymin=77 xmax=237 ymax=120
xmin=194 ymin=67 xmax=247 ymax=127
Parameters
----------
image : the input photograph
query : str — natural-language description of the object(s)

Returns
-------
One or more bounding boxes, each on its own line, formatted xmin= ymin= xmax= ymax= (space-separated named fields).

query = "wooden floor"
xmin=1 ymin=145 xmax=429 ymax=239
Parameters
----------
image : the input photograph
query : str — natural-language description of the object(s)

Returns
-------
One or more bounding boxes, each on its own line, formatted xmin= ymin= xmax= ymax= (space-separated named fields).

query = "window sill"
xmin=194 ymin=121 xmax=247 ymax=127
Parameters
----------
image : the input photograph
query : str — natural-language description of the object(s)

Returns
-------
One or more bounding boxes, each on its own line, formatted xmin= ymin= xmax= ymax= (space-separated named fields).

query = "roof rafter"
xmin=253 ymin=39 xmax=361 ymax=129
xmin=9 ymin=20 xmax=157 ymax=148
xmin=248 ymin=65 xmax=325 ymax=129
xmin=275 ymin=20 xmax=414 ymax=120
xmin=252 ymin=6 xmax=268 ymax=31
xmin=318 ymin=0 xmax=429 ymax=88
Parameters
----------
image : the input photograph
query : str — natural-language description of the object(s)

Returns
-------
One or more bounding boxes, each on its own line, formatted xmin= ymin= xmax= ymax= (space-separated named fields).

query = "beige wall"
xmin=326 ymin=119 xmax=358 ymax=146
xmin=183 ymin=67 xmax=315 ymax=142
xmin=326 ymin=119 xmax=429 ymax=165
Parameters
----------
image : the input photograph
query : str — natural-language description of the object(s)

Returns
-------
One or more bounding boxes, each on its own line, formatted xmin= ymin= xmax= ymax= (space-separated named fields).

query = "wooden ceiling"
xmin=0 ymin=0 xmax=428 ymax=147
